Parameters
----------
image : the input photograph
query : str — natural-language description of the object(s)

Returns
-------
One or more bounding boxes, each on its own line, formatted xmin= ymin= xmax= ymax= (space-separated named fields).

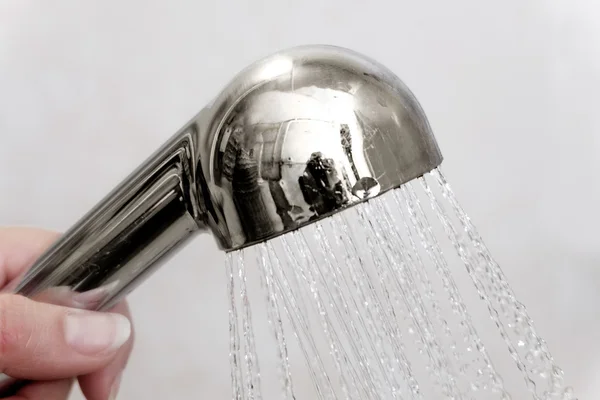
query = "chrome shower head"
xmin=204 ymin=46 xmax=442 ymax=252
xmin=200 ymin=45 xmax=442 ymax=251
xmin=15 ymin=44 xmax=442 ymax=317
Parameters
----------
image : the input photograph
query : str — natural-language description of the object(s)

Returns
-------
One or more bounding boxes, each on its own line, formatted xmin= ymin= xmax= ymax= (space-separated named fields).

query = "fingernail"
xmin=72 ymin=281 xmax=120 ymax=309
xmin=71 ymin=287 xmax=108 ymax=309
xmin=64 ymin=312 xmax=131 ymax=355
xmin=109 ymin=372 xmax=122 ymax=400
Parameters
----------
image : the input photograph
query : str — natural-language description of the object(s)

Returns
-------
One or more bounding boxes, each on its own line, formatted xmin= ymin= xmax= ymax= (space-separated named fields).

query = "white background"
xmin=1 ymin=0 xmax=599 ymax=398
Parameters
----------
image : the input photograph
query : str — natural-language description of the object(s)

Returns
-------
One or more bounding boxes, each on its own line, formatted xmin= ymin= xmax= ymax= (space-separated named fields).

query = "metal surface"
xmin=0 ymin=45 xmax=442 ymax=395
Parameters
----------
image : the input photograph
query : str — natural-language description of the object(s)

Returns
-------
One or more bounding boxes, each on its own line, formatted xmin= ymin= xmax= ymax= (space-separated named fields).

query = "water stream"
xmin=225 ymin=168 xmax=576 ymax=400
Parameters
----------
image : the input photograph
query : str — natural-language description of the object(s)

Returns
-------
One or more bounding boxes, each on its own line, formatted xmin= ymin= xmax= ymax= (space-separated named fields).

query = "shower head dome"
xmin=192 ymin=45 xmax=444 ymax=250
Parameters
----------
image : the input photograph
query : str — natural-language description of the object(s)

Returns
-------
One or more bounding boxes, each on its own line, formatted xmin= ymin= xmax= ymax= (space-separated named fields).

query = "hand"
xmin=0 ymin=227 xmax=134 ymax=400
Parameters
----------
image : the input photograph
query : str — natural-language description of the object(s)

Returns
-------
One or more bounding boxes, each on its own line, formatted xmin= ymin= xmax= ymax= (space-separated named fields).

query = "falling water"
xmin=226 ymin=253 xmax=244 ymax=400
xmin=267 ymin=239 xmax=336 ymax=400
xmin=229 ymin=250 xmax=263 ymax=399
xmin=397 ymin=186 xmax=507 ymax=397
xmin=225 ymin=168 xmax=576 ymax=400
xmin=256 ymin=244 xmax=295 ymax=399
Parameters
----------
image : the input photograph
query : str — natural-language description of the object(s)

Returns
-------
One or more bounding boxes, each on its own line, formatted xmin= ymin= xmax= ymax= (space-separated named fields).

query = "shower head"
xmin=0 ymin=44 xmax=443 ymax=396
xmin=10 ymin=44 xmax=438 ymax=311
xmin=12 ymin=44 xmax=442 ymax=312
xmin=200 ymin=45 xmax=442 ymax=251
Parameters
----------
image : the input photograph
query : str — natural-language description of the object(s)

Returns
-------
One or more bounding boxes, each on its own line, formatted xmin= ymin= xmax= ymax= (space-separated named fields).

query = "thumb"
xmin=0 ymin=294 xmax=131 ymax=380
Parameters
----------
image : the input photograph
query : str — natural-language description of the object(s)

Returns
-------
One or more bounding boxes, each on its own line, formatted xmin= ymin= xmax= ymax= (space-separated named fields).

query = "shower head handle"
xmin=0 ymin=44 xmax=443 ymax=394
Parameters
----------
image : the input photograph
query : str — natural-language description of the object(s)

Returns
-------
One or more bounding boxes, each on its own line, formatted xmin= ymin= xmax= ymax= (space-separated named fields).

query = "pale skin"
xmin=0 ymin=227 xmax=134 ymax=400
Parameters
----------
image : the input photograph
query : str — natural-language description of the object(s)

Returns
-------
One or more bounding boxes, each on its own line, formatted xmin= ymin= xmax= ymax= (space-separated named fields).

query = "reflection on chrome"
xmin=218 ymin=88 xmax=371 ymax=245
xmin=212 ymin=77 xmax=441 ymax=249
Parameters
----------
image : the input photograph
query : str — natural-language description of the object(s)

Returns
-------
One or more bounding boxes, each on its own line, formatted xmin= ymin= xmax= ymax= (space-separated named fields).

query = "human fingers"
xmin=0 ymin=226 xmax=59 ymax=288
xmin=78 ymin=301 xmax=134 ymax=400
xmin=7 ymin=378 xmax=72 ymax=400
xmin=0 ymin=293 xmax=131 ymax=381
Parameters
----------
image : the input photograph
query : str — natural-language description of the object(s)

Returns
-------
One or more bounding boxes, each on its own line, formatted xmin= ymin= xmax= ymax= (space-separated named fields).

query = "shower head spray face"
xmin=0 ymin=45 xmax=442 ymax=394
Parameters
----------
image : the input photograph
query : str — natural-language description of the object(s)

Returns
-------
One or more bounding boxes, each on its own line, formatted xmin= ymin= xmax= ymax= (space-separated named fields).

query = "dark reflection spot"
xmin=224 ymin=126 xmax=276 ymax=242
xmin=268 ymin=180 xmax=296 ymax=230
xmin=298 ymin=152 xmax=348 ymax=218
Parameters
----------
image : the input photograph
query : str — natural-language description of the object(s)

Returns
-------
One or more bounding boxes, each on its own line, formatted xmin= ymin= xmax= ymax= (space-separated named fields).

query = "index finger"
xmin=0 ymin=226 xmax=60 ymax=288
